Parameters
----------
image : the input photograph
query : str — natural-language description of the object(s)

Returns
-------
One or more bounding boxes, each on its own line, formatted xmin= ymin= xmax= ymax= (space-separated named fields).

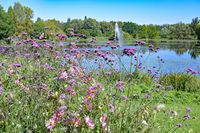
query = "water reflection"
xmin=76 ymin=41 xmax=200 ymax=74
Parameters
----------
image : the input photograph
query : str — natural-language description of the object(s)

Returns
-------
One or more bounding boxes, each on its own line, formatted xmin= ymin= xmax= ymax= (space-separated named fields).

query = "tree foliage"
xmin=13 ymin=2 xmax=34 ymax=34
xmin=122 ymin=22 xmax=139 ymax=38
xmin=0 ymin=5 xmax=14 ymax=39
xmin=0 ymin=2 xmax=200 ymax=41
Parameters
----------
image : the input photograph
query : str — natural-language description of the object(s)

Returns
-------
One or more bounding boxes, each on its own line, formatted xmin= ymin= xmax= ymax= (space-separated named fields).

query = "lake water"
xmin=77 ymin=41 xmax=200 ymax=75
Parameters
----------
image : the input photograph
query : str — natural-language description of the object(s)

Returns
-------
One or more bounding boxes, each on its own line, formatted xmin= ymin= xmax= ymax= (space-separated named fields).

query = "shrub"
xmin=160 ymin=73 xmax=200 ymax=93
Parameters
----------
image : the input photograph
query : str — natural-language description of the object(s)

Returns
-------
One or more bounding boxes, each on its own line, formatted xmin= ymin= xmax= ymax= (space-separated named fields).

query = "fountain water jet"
xmin=115 ymin=22 xmax=122 ymax=46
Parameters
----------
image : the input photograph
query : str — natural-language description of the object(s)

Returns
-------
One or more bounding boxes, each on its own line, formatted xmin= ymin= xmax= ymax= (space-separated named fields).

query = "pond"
xmin=76 ymin=41 xmax=200 ymax=75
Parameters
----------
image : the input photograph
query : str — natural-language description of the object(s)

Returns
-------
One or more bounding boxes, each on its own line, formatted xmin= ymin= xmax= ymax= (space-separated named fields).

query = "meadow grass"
xmin=0 ymin=36 xmax=200 ymax=132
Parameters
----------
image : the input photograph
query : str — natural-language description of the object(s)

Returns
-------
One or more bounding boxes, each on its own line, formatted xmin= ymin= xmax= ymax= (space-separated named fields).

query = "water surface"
xmin=78 ymin=41 xmax=200 ymax=75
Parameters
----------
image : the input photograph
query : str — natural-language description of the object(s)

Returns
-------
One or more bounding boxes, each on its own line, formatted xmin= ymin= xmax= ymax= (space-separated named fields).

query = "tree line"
xmin=0 ymin=2 xmax=200 ymax=40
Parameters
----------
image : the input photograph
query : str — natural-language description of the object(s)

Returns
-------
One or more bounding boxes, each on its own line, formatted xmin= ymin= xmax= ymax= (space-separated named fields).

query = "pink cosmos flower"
xmin=84 ymin=116 xmax=95 ymax=129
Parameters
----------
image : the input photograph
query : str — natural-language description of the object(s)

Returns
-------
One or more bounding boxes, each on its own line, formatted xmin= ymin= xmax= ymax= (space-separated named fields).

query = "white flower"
xmin=141 ymin=120 xmax=148 ymax=126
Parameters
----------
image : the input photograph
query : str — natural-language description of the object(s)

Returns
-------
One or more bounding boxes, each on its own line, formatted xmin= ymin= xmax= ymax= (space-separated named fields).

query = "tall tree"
xmin=7 ymin=6 xmax=16 ymax=35
xmin=33 ymin=17 xmax=45 ymax=34
xmin=190 ymin=17 xmax=200 ymax=39
xmin=196 ymin=24 xmax=200 ymax=40
xmin=190 ymin=17 xmax=200 ymax=31
xmin=0 ymin=5 xmax=14 ymax=39
xmin=13 ymin=2 xmax=33 ymax=34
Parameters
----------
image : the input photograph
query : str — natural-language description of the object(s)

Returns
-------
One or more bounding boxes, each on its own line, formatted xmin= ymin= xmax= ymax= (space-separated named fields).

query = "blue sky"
xmin=0 ymin=0 xmax=200 ymax=24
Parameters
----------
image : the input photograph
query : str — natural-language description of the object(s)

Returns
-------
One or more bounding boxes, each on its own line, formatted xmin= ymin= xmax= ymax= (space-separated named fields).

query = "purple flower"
xmin=32 ymin=41 xmax=40 ymax=49
xmin=108 ymin=103 xmax=114 ymax=113
xmin=59 ymin=94 xmax=66 ymax=99
xmin=121 ymin=96 xmax=128 ymax=101
xmin=183 ymin=114 xmax=190 ymax=120
xmin=186 ymin=107 xmax=192 ymax=113
xmin=186 ymin=68 xmax=198 ymax=75
xmin=144 ymin=93 xmax=151 ymax=99
xmin=44 ymin=63 xmax=54 ymax=70
xmin=176 ymin=123 xmax=182 ymax=127
xmin=116 ymin=80 xmax=124 ymax=91
xmin=58 ymin=71 xmax=68 ymax=80
xmin=105 ymin=71 xmax=112 ymax=75
xmin=84 ymin=116 xmax=95 ymax=129
xmin=24 ymin=53 xmax=31 ymax=58
xmin=57 ymin=33 xmax=66 ymax=40
xmin=135 ymin=40 xmax=145 ymax=45
xmin=0 ymin=87 xmax=3 ymax=95
xmin=123 ymin=48 xmax=135 ymax=56
xmin=110 ymin=45 xmax=117 ymax=49
xmin=66 ymin=87 xmax=76 ymax=97
xmin=59 ymin=42 xmax=64 ymax=47
xmin=14 ymin=64 xmax=21 ymax=68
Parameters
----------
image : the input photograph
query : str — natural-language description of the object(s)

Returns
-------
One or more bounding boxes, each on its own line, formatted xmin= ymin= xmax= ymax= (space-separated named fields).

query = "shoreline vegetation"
xmin=2 ymin=37 xmax=200 ymax=47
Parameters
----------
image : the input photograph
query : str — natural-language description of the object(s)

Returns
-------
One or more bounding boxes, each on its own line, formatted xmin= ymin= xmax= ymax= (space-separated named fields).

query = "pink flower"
xmin=73 ymin=118 xmax=81 ymax=127
xmin=100 ymin=114 xmax=110 ymax=132
xmin=59 ymin=42 xmax=64 ymax=47
xmin=46 ymin=106 xmax=67 ymax=130
xmin=66 ymin=87 xmax=76 ymax=97
xmin=107 ymin=41 xmax=111 ymax=45
xmin=100 ymin=114 xmax=107 ymax=123
xmin=46 ymin=116 xmax=56 ymax=130
xmin=84 ymin=116 xmax=95 ymax=129
xmin=58 ymin=71 xmax=68 ymax=80
xmin=39 ymin=33 xmax=45 ymax=40
xmin=32 ymin=41 xmax=40 ymax=48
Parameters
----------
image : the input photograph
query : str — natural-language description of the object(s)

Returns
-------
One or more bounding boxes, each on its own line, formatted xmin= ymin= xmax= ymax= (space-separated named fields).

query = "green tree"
xmin=190 ymin=18 xmax=200 ymax=39
xmin=33 ymin=17 xmax=45 ymax=35
xmin=66 ymin=19 xmax=83 ymax=33
xmin=138 ymin=25 xmax=148 ymax=39
xmin=123 ymin=32 xmax=133 ymax=39
xmin=82 ymin=18 xmax=101 ymax=36
xmin=13 ymin=2 xmax=33 ymax=34
xmin=44 ymin=19 xmax=64 ymax=35
xmin=100 ymin=21 xmax=113 ymax=36
xmin=122 ymin=22 xmax=139 ymax=38
xmin=159 ymin=26 xmax=170 ymax=39
xmin=169 ymin=23 xmax=196 ymax=40
xmin=0 ymin=5 xmax=14 ymax=39
xmin=147 ymin=25 xmax=159 ymax=39
xmin=196 ymin=24 xmax=200 ymax=40
xmin=7 ymin=6 xmax=16 ymax=36
xmin=190 ymin=17 xmax=200 ymax=31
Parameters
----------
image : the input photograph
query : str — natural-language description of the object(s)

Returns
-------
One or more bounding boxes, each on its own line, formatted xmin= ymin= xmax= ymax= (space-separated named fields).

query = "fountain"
xmin=115 ymin=22 xmax=122 ymax=46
